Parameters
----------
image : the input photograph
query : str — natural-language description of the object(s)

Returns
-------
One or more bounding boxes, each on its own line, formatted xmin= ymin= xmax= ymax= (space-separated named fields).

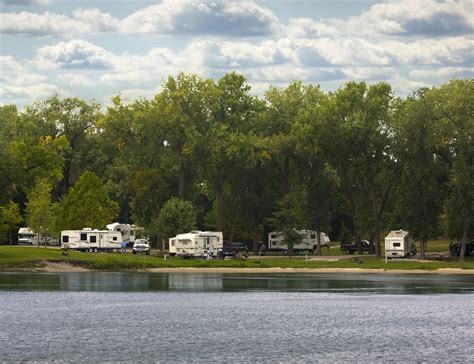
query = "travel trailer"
xmin=268 ymin=230 xmax=331 ymax=254
xmin=17 ymin=227 xmax=59 ymax=246
xmin=106 ymin=223 xmax=137 ymax=244
xmin=384 ymin=230 xmax=416 ymax=258
xmin=171 ymin=231 xmax=223 ymax=258
xmin=61 ymin=228 xmax=123 ymax=252
xmin=169 ymin=237 xmax=177 ymax=256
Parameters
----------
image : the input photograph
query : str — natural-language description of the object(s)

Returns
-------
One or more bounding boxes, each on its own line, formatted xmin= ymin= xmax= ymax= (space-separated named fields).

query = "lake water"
xmin=1 ymin=272 xmax=473 ymax=362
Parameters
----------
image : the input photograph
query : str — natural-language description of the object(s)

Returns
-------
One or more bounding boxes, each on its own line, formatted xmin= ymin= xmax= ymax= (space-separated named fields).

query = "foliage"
xmin=0 ymin=201 xmax=23 ymax=244
xmin=58 ymin=171 xmax=118 ymax=230
xmin=26 ymin=179 xmax=56 ymax=246
xmin=155 ymin=197 xmax=197 ymax=240
xmin=0 ymin=76 xmax=472 ymax=251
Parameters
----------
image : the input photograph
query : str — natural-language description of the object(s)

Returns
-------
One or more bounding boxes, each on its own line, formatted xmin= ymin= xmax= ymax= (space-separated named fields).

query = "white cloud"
xmin=0 ymin=55 xmax=63 ymax=102
xmin=0 ymin=8 xmax=119 ymax=36
xmin=409 ymin=67 xmax=474 ymax=79
xmin=120 ymin=0 xmax=280 ymax=36
xmin=34 ymin=39 xmax=114 ymax=69
xmin=57 ymin=73 xmax=94 ymax=87
xmin=285 ymin=0 xmax=474 ymax=38
xmin=0 ymin=83 xmax=60 ymax=100
xmin=1 ymin=1 xmax=279 ymax=37
xmin=354 ymin=0 xmax=474 ymax=36
xmin=0 ymin=55 xmax=46 ymax=84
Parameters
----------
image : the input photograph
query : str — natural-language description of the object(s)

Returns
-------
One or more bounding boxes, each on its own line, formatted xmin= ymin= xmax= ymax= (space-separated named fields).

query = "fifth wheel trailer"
xmin=171 ymin=231 xmax=223 ymax=258
xmin=61 ymin=229 xmax=123 ymax=252
xmin=268 ymin=230 xmax=331 ymax=254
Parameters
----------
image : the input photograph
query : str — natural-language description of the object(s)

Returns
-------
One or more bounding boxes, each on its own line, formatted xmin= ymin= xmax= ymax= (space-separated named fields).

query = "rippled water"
xmin=1 ymin=273 xmax=473 ymax=362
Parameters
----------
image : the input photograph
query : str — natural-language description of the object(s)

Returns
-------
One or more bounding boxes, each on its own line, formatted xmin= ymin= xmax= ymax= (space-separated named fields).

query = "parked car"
xmin=132 ymin=239 xmax=150 ymax=255
xmin=222 ymin=242 xmax=249 ymax=257
xmin=340 ymin=240 xmax=375 ymax=255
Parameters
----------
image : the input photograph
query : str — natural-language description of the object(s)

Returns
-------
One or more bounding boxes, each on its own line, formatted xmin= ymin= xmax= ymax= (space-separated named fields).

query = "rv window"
xmin=80 ymin=233 xmax=87 ymax=241
xmin=113 ymin=237 xmax=117 ymax=241
xmin=62 ymin=235 xmax=69 ymax=243
xmin=310 ymin=234 xmax=316 ymax=239
xmin=270 ymin=234 xmax=277 ymax=239
xmin=117 ymin=228 xmax=121 ymax=232
xmin=90 ymin=236 xmax=97 ymax=243
xmin=393 ymin=242 xmax=401 ymax=247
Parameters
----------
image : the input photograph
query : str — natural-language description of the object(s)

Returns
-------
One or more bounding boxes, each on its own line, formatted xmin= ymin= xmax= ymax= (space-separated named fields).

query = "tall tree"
xmin=328 ymin=82 xmax=398 ymax=256
xmin=26 ymin=179 xmax=56 ymax=247
xmin=23 ymin=97 xmax=101 ymax=198
xmin=0 ymin=201 xmax=23 ymax=245
xmin=154 ymin=197 xmax=197 ymax=251
xmin=58 ymin=171 xmax=118 ymax=230
xmin=268 ymin=191 xmax=306 ymax=257
xmin=437 ymin=80 xmax=474 ymax=262
xmin=394 ymin=89 xmax=447 ymax=259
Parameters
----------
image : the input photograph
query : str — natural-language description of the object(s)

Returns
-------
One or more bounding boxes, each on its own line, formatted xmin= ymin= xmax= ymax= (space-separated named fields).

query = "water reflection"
xmin=0 ymin=272 xmax=473 ymax=294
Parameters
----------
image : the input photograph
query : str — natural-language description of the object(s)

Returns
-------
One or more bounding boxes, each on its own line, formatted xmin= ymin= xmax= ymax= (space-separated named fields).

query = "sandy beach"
xmin=31 ymin=261 xmax=474 ymax=274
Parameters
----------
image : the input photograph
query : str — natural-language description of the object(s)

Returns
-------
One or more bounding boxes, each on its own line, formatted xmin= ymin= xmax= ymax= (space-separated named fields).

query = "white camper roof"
xmin=385 ymin=230 xmax=410 ymax=239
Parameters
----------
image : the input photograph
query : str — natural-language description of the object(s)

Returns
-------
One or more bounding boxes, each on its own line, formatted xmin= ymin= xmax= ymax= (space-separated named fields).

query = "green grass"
xmin=0 ymin=246 xmax=473 ymax=271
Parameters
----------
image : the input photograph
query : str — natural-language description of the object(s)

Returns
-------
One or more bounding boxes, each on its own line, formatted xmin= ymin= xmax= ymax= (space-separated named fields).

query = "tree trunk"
xmin=316 ymin=230 xmax=321 ymax=256
xmin=459 ymin=223 xmax=467 ymax=263
xmin=9 ymin=228 xmax=12 ymax=246
xmin=282 ymin=154 xmax=290 ymax=195
xmin=420 ymin=238 xmax=425 ymax=260
xmin=178 ymin=169 xmax=185 ymax=199
xmin=217 ymin=168 xmax=224 ymax=231
xmin=357 ymin=232 xmax=362 ymax=254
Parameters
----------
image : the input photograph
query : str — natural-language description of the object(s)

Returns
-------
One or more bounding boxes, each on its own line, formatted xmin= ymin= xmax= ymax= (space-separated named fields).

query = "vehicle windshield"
xmin=134 ymin=240 xmax=148 ymax=245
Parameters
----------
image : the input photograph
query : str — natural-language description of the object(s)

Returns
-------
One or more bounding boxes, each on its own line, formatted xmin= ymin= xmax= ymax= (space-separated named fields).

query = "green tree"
xmin=155 ymin=198 xmax=197 ymax=251
xmin=58 ymin=171 xmax=118 ymax=230
xmin=0 ymin=201 xmax=23 ymax=245
xmin=268 ymin=191 xmax=306 ymax=257
xmin=26 ymin=179 xmax=56 ymax=247
xmin=394 ymin=88 xmax=447 ymax=259
xmin=437 ymin=80 xmax=474 ymax=262
xmin=326 ymin=82 xmax=398 ymax=256
xmin=23 ymin=96 xmax=101 ymax=197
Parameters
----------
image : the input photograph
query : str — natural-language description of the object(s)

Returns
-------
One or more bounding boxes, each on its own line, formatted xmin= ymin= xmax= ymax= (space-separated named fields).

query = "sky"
xmin=0 ymin=0 xmax=473 ymax=108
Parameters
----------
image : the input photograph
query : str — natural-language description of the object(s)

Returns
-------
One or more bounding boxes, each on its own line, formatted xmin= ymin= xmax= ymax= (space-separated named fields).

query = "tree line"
xmin=0 ymin=74 xmax=472 ymax=260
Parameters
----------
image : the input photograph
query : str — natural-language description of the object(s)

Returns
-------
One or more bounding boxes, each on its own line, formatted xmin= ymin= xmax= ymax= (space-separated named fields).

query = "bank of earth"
xmin=1 ymin=247 xmax=473 ymax=274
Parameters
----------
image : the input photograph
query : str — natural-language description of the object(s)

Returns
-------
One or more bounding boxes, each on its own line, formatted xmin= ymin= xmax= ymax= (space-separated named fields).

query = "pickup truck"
xmin=340 ymin=240 xmax=375 ymax=255
xmin=222 ymin=242 xmax=250 ymax=257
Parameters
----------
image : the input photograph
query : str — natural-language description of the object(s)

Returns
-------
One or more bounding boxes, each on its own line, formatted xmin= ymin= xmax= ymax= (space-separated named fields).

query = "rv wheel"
xmin=93 ymin=248 xmax=98 ymax=253
xmin=88 ymin=248 xmax=93 ymax=253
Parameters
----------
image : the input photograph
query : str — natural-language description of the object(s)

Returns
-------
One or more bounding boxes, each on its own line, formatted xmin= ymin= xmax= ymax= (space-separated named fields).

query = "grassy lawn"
xmin=0 ymin=246 xmax=473 ymax=271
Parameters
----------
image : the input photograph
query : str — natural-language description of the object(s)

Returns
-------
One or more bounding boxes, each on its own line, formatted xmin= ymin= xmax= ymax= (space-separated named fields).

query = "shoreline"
xmin=5 ymin=261 xmax=473 ymax=274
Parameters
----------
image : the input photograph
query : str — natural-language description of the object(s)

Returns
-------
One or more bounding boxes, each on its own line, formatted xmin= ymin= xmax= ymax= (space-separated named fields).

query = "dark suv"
xmin=223 ymin=242 xmax=250 ymax=257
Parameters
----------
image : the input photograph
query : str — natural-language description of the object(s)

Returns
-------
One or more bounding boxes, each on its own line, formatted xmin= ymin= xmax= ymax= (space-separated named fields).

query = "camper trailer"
xmin=17 ymin=227 xmax=59 ymax=246
xmin=384 ymin=230 xmax=416 ymax=258
xmin=106 ymin=223 xmax=136 ymax=244
xmin=169 ymin=237 xmax=177 ymax=256
xmin=61 ymin=228 xmax=123 ymax=252
xmin=172 ymin=231 xmax=223 ymax=258
xmin=268 ymin=230 xmax=331 ymax=254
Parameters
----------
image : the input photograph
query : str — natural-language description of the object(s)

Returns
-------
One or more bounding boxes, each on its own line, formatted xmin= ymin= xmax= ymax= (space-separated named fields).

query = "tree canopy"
xmin=1 ymin=75 xmax=472 ymax=259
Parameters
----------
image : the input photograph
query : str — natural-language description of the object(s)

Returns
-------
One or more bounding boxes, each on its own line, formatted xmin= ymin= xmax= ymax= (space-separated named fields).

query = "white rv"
xmin=268 ymin=230 xmax=331 ymax=254
xmin=169 ymin=237 xmax=177 ymax=256
xmin=106 ymin=222 xmax=136 ymax=244
xmin=172 ymin=231 xmax=223 ymax=258
xmin=61 ymin=228 xmax=123 ymax=252
xmin=385 ymin=230 xmax=415 ymax=258
xmin=17 ymin=227 xmax=59 ymax=246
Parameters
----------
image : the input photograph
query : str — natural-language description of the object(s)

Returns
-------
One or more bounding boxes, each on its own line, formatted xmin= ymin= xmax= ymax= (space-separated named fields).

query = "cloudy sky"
xmin=1 ymin=0 xmax=472 ymax=108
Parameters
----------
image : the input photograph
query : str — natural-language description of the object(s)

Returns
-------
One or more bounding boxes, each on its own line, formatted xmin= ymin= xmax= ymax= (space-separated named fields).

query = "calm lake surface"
xmin=1 ymin=272 xmax=473 ymax=362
